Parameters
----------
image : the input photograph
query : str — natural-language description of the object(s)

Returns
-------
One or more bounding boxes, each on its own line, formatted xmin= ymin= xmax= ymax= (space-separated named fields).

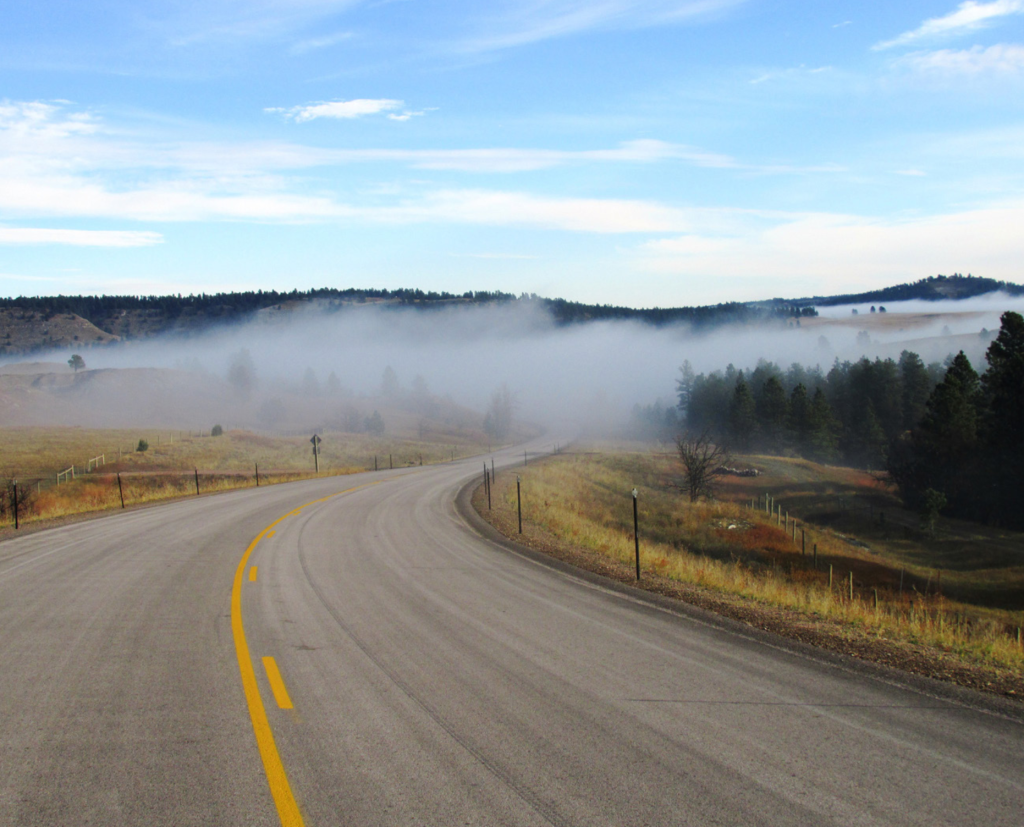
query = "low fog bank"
xmin=2 ymin=296 xmax=1019 ymax=432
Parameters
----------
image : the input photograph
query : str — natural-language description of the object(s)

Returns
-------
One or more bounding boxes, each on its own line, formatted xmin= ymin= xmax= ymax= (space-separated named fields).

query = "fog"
xmin=3 ymin=294 xmax=1022 ymax=432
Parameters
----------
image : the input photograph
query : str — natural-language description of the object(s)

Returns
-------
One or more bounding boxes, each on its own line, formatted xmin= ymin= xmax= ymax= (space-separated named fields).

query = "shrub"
xmin=211 ymin=424 xmax=223 ymax=437
xmin=137 ymin=439 xmax=149 ymax=452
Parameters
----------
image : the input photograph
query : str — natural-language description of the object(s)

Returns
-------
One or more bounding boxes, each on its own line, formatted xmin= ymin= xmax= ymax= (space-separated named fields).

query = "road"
xmin=0 ymin=442 xmax=1021 ymax=826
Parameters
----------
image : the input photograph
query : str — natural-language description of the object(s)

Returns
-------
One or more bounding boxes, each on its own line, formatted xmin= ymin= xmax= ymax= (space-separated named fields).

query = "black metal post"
xmin=13 ymin=480 xmax=19 ymax=529
xmin=194 ymin=468 xmax=200 ymax=495
xmin=517 ymin=475 xmax=522 ymax=534
xmin=255 ymin=463 xmax=259 ymax=487
xmin=390 ymin=454 xmax=393 ymax=470
xmin=117 ymin=473 xmax=125 ymax=508
xmin=491 ymin=458 xmax=495 ymax=480
xmin=375 ymin=456 xmax=378 ymax=471
xmin=632 ymin=488 xmax=639 ymax=581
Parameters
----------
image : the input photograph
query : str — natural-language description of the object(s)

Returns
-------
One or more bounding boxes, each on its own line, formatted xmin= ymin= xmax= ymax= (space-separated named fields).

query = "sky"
xmin=1 ymin=0 xmax=1023 ymax=308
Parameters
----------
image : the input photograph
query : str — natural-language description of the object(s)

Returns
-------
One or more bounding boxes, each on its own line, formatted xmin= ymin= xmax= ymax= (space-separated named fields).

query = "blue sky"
xmin=1 ymin=0 xmax=1023 ymax=307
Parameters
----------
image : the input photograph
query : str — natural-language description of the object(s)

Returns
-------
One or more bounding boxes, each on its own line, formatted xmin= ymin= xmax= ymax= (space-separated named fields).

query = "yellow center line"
xmin=249 ymin=566 xmax=258 ymax=582
xmin=231 ymin=481 xmax=382 ymax=827
xmin=263 ymin=657 xmax=294 ymax=709
xmin=266 ymin=530 xmax=276 ymax=538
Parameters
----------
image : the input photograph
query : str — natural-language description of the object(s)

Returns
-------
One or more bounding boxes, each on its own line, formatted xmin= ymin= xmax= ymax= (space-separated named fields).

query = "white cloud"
xmin=0 ymin=227 xmax=164 ymax=246
xmin=270 ymin=98 xmax=405 ymax=122
xmin=636 ymin=201 xmax=1024 ymax=285
xmin=874 ymin=1 xmax=1024 ymax=50
xmin=895 ymin=43 xmax=1024 ymax=74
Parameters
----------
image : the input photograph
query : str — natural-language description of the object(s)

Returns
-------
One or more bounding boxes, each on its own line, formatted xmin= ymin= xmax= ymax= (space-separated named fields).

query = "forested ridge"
xmin=0 ymin=287 xmax=813 ymax=334
xmin=0 ymin=274 xmax=1017 ymax=342
xmin=673 ymin=311 xmax=1024 ymax=528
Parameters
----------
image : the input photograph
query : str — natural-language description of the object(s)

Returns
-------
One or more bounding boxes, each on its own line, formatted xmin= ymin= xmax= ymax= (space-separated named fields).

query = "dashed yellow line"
xmin=263 ymin=657 xmax=294 ymax=709
xmin=249 ymin=566 xmax=258 ymax=582
xmin=231 ymin=481 xmax=382 ymax=827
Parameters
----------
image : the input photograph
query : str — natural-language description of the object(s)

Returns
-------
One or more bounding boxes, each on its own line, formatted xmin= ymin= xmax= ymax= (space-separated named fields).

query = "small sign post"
xmin=310 ymin=434 xmax=322 ymax=473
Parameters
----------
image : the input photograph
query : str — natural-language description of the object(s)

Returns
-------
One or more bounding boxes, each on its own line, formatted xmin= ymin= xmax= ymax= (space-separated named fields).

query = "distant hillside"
xmin=1 ymin=274 xmax=1021 ymax=356
xmin=0 ymin=287 xmax=812 ymax=355
xmin=790 ymin=274 xmax=1024 ymax=307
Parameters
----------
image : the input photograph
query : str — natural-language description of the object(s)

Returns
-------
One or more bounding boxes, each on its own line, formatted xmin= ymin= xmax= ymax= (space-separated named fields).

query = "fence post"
xmin=255 ymin=463 xmax=259 ymax=487
xmin=516 ymin=475 xmax=522 ymax=534
xmin=828 ymin=564 xmax=833 ymax=590
xmin=194 ymin=468 xmax=200 ymax=495
xmin=13 ymin=480 xmax=18 ymax=529
xmin=632 ymin=488 xmax=640 ymax=582
xmin=848 ymin=571 xmax=854 ymax=602
xmin=117 ymin=473 xmax=125 ymax=509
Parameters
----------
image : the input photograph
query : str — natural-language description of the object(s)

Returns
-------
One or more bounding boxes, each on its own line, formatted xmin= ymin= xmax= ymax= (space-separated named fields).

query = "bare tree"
xmin=676 ymin=430 xmax=729 ymax=503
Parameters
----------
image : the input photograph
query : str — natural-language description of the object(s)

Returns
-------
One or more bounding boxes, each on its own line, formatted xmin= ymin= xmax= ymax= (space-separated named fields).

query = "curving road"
xmin=0 ymin=443 xmax=1021 ymax=826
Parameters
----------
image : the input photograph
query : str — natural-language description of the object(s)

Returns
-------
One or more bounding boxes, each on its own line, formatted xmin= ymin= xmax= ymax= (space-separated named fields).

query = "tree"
xmin=807 ymin=388 xmax=839 ymax=462
xmin=787 ymin=383 xmax=812 ymax=454
xmin=676 ymin=360 xmax=696 ymax=417
xmin=302 ymin=367 xmax=320 ymax=397
xmin=979 ymin=311 xmax=1024 ymax=523
xmin=227 ymin=349 xmax=256 ymax=399
xmin=364 ymin=410 xmax=385 ymax=435
xmin=899 ymin=350 xmax=932 ymax=430
xmin=888 ymin=351 xmax=981 ymax=515
xmin=757 ymin=376 xmax=788 ymax=452
xmin=68 ymin=354 xmax=85 ymax=372
xmin=380 ymin=365 xmax=400 ymax=398
xmin=728 ymin=375 xmax=756 ymax=450
xmin=484 ymin=384 xmax=515 ymax=441
xmin=677 ymin=431 xmax=729 ymax=503
xmin=325 ymin=371 xmax=342 ymax=396
xmin=211 ymin=424 xmax=223 ymax=436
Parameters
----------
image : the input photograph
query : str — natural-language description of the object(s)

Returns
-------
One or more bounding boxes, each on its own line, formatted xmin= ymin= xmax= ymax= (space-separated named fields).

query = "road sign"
xmin=310 ymin=434 xmax=321 ymax=446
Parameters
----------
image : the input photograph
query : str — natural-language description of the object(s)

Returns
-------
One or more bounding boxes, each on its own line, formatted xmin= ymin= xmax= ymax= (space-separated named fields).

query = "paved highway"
xmin=0 ymin=443 xmax=1021 ymax=826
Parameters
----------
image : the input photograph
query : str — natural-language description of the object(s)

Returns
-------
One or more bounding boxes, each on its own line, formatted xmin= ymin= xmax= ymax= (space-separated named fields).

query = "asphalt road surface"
xmin=1 ymin=442 xmax=1021 ymax=826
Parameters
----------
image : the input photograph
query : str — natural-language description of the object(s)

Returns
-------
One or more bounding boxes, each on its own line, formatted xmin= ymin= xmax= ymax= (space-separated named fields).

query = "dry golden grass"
xmin=493 ymin=450 xmax=1024 ymax=673
xmin=0 ymin=426 xmax=491 ymax=524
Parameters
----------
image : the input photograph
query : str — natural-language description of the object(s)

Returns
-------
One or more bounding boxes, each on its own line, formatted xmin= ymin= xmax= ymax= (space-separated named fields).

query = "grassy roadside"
xmin=0 ymin=427 xmax=493 ymax=535
xmin=473 ymin=449 xmax=1024 ymax=700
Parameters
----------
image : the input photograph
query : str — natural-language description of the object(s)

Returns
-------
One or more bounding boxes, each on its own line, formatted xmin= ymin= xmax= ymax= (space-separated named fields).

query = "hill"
xmin=0 ymin=274 xmax=1021 ymax=356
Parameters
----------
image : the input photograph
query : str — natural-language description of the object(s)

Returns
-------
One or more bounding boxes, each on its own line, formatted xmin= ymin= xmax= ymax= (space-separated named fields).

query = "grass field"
xmin=0 ymin=426 xmax=494 ymax=525
xmin=485 ymin=447 xmax=1024 ymax=677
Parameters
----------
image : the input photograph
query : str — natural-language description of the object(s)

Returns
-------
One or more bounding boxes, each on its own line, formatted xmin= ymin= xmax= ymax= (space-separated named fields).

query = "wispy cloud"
xmin=289 ymin=30 xmax=355 ymax=54
xmin=874 ymin=0 xmax=1024 ymax=51
xmin=895 ymin=42 xmax=1024 ymax=74
xmin=373 ymin=189 xmax=693 ymax=233
xmin=0 ymin=100 xmax=835 ymax=233
xmin=0 ymin=227 xmax=164 ymax=246
xmin=268 ymin=98 xmax=405 ymax=122
xmin=455 ymin=0 xmax=747 ymax=53
xmin=159 ymin=0 xmax=366 ymax=47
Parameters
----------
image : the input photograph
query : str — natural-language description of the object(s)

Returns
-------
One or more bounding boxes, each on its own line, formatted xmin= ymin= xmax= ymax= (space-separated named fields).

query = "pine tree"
xmin=728 ymin=375 xmax=757 ymax=450
xmin=807 ymin=388 xmax=839 ymax=462
xmin=979 ymin=312 xmax=1024 ymax=523
xmin=787 ymin=383 xmax=812 ymax=455
xmin=757 ymin=375 xmax=788 ymax=453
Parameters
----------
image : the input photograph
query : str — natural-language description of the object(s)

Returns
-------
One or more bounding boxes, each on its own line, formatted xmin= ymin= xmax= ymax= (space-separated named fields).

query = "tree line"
xmin=676 ymin=311 xmax=1024 ymax=528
